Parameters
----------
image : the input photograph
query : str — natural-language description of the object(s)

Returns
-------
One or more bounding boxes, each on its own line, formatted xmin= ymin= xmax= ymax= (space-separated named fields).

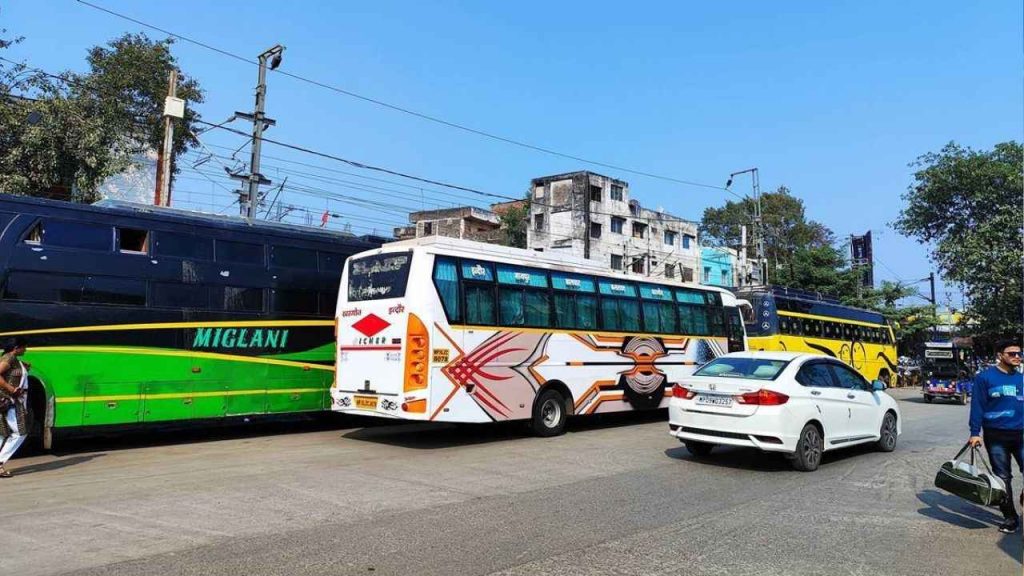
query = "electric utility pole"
xmin=154 ymin=70 xmax=183 ymax=207
xmin=232 ymin=45 xmax=285 ymax=218
xmin=726 ymin=168 xmax=764 ymax=285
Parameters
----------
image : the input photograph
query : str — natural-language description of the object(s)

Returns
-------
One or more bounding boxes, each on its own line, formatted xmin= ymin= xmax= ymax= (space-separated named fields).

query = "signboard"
xmin=925 ymin=350 xmax=954 ymax=359
xmin=851 ymin=231 xmax=874 ymax=288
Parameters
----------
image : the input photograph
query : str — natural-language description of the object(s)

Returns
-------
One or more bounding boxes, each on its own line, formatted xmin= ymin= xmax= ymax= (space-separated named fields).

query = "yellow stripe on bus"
xmin=0 ymin=319 xmax=334 ymax=337
xmin=55 ymin=388 xmax=325 ymax=404
xmin=776 ymin=310 xmax=892 ymax=329
xmin=28 ymin=346 xmax=335 ymax=372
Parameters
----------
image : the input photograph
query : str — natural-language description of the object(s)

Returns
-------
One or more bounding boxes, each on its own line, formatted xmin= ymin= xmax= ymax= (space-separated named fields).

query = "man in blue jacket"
xmin=968 ymin=339 xmax=1023 ymax=534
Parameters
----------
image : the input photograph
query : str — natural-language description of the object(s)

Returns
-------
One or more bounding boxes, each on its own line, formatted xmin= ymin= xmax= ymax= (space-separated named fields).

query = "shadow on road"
xmin=41 ymin=413 xmax=379 ymax=456
xmin=342 ymin=410 xmax=669 ymax=449
xmin=916 ymin=489 xmax=1002 ymax=529
xmin=10 ymin=454 xmax=104 ymax=475
xmin=664 ymin=441 xmax=885 ymax=473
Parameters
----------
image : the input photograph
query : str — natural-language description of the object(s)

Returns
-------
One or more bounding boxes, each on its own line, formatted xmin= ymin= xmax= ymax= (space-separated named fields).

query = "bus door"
xmin=725 ymin=306 xmax=746 ymax=352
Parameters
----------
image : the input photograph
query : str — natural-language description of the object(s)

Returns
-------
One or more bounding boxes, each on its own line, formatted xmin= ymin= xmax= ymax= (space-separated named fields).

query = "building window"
xmin=610 ymin=217 xmax=625 ymax=234
xmin=703 ymin=266 xmax=711 ymax=284
xmin=632 ymin=222 xmax=647 ymax=239
xmin=682 ymin=267 xmax=694 ymax=282
xmin=610 ymin=254 xmax=623 ymax=270
xmin=589 ymin=185 xmax=602 ymax=202
xmin=665 ymin=264 xmax=675 ymax=279
xmin=682 ymin=234 xmax=693 ymax=249
xmin=664 ymin=230 xmax=676 ymax=246
xmin=631 ymin=257 xmax=645 ymax=274
xmin=534 ymin=213 xmax=545 ymax=232
xmin=590 ymin=222 xmax=602 ymax=238
xmin=611 ymin=184 xmax=624 ymax=201
xmin=721 ymin=270 xmax=730 ymax=286
xmin=424 ymin=222 xmax=433 ymax=236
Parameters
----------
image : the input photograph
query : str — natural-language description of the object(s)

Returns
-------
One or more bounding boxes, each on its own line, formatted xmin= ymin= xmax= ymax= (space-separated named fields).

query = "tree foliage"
xmin=0 ymin=30 xmax=203 ymax=201
xmin=498 ymin=200 xmax=530 ymax=248
xmin=895 ymin=141 xmax=1023 ymax=338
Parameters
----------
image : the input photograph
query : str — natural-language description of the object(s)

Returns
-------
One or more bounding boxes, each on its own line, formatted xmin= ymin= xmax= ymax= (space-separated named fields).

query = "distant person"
xmin=968 ymin=339 xmax=1023 ymax=534
xmin=0 ymin=337 xmax=30 ymax=477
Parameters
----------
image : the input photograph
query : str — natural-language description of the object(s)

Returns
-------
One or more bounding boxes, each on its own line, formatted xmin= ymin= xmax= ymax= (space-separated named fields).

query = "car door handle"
xmin=847 ymin=393 xmax=855 ymax=399
xmin=811 ymin=390 xmax=821 ymax=396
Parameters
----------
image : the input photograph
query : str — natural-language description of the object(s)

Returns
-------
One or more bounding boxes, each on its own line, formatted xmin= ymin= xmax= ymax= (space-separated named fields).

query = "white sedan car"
xmin=668 ymin=352 xmax=901 ymax=471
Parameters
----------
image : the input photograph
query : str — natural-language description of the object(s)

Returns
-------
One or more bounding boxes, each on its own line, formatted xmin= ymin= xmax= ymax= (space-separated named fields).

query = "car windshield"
xmin=694 ymin=357 xmax=789 ymax=380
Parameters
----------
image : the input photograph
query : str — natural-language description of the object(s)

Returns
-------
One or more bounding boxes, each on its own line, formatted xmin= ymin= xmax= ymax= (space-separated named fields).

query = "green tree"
xmin=700 ymin=186 xmax=833 ymax=282
xmin=0 ymin=31 xmax=204 ymax=201
xmin=895 ymin=141 xmax=1023 ymax=338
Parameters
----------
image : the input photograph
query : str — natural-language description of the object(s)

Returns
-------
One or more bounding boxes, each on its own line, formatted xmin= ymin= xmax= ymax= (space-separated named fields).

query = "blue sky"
xmin=5 ymin=1 xmax=1022 ymax=306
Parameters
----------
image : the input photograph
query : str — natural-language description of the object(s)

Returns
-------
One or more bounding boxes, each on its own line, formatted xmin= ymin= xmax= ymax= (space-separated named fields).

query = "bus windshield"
xmin=347 ymin=251 xmax=412 ymax=301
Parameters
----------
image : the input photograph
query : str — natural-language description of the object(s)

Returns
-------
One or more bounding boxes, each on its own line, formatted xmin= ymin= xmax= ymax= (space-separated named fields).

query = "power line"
xmin=76 ymin=0 xmax=732 ymax=194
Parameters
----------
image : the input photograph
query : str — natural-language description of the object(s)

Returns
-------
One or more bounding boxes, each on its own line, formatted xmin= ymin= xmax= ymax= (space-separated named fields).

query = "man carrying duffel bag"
xmin=968 ymin=339 xmax=1023 ymax=534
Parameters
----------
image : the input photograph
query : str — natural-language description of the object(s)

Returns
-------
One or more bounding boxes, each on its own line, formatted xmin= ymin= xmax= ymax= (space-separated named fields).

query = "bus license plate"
xmin=696 ymin=394 xmax=733 ymax=407
xmin=354 ymin=395 xmax=377 ymax=410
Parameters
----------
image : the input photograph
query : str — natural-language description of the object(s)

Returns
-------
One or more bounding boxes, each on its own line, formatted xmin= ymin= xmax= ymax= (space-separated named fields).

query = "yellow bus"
xmin=735 ymin=287 xmax=898 ymax=387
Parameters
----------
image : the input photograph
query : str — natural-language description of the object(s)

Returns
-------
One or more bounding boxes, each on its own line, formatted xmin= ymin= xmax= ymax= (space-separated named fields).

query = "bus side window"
xmin=461 ymin=260 xmax=496 ymax=325
xmin=432 ymin=257 xmax=461 ymax=323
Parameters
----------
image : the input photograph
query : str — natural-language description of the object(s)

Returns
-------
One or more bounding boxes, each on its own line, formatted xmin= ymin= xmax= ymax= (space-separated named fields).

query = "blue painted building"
xmin=700 ymin=246 xmax=736 ymax=288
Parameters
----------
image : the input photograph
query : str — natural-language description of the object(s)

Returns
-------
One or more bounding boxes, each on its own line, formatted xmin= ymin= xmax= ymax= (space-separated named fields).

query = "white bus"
xmin=332 ymin=237 xmax=747 ymax=436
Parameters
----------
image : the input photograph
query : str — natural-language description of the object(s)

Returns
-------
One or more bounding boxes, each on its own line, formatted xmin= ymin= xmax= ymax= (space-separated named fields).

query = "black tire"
xmin=789 ymin=424 xmax=823 ymax=472
xmin=923 ymin=394 xmax=933 ymax=403
xmin=876 ymin=412 xmax=897 ymax=452
xmin=684 ymin=440 xmax=714 ymax=458
xmin=531 ymin=388 xmax=567 ymax=437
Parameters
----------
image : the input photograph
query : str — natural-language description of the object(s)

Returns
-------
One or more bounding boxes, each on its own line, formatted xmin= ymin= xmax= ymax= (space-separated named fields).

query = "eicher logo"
xmin=192 ymin=327 xmax=290 ymax=350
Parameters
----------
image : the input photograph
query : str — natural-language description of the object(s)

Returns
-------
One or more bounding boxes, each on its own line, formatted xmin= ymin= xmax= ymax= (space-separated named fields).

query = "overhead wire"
xmin=76 ymin=0 xmax=740 ymax=198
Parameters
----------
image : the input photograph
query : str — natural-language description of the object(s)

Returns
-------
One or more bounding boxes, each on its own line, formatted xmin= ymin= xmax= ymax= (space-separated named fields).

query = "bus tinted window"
xmin=153 ymin=283 xmax=209 ymax=309
xmin=217 ymin=240 xmax=264 ymax=265
xmin=598 ymin=280 xmax=637 ymax=298
xmin=678 ymin=304 xmax=710 ymax=335
xmin=465 ymin=285 xmax=495 ymax=324
xmin=642 ymin=301 xmax=676 ymax=333
xmin=498 ymin=288 xmax=550 ymax=326
xmin=496 ymin=265 xmax=548 ymax=288
xmin=553 ymin=292 xmax=597 ymax=330
xmin=4 ymin=271 xmax=83 ymax=302
xmin=461 ymin=260 xmax=494 ymax=282
xmin=601 ymin=297 xmax=640 ymax=332
xmin=274 ymin=289 xmax=318 ymax=314
xmin=271 ymin=245 xmax=317 ymax=270
xmin=213 ymin=286 xmax=264 ymax=312
xmin=155 ymin=232 xmax=214 ymax=260
xmin=347 ymin=251 xmax=412 ymax=302
xmin=432 ymin=257 xmax=461 ymax=322
xmin=318 ymin=252 xmax=345 ymax=274
xmin=42 ymin=220 xmax=112 ymax=251
xmin=551 ymin=272 xmax=595 ymax=292
xmin=82 ymin=276 xmax=146 ymax=306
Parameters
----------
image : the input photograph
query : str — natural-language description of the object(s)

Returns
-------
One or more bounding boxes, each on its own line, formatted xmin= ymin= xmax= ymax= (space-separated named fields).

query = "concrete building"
xmin=394 ymin=206 xmax=503 ymax=243
xmin=527 ymin=171 xmax=700 ymax=281
xmin=700 ymin=246 xmax=738 ymax=288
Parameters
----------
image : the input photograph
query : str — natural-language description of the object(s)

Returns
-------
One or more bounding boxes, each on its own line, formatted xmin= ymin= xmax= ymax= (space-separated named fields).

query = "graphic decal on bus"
xmin=435 ymin=326 xmax=727 ymax=421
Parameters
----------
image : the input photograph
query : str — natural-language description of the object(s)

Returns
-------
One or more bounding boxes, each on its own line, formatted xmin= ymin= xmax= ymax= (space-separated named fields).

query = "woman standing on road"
xmin=0 ymin=337 xmax=30 ymax=477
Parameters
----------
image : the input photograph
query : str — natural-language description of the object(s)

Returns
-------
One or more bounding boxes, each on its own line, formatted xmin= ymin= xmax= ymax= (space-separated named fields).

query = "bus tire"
xmin=531 ymin=388 xmax=567 ymax=437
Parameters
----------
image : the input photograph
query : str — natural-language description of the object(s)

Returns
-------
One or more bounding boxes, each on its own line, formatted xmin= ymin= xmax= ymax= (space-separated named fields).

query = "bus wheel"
xmin=531 ymin=388 xmax=567 ymax=437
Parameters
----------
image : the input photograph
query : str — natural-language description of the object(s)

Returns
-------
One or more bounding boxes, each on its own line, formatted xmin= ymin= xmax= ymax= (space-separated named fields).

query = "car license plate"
xmin=354 ymin=395 xmax=377 ymax=410
xmin=696 ymin=394 xmax=733 ymax=407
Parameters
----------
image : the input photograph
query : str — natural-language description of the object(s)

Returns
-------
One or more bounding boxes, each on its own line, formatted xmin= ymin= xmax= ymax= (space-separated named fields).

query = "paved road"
xmin=2 ymin=389 xmax=1020 ymax=576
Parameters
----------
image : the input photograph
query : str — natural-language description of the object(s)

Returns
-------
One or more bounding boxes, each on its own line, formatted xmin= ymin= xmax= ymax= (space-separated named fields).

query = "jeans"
xmin=985 ymin=428 xmax=1024 ymax=521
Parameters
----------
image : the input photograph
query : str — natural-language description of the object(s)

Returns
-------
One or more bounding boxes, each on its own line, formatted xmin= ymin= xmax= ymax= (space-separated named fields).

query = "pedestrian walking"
xmin=968 ymin=339 xmax=1023 ymax=534
xmin=0 ymin=337 xmax=30 ymax=477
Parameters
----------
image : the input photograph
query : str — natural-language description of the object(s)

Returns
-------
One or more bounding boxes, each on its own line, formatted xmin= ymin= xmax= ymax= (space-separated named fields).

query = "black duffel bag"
xmin=934 ymin=442 xmax=1007 ymax=507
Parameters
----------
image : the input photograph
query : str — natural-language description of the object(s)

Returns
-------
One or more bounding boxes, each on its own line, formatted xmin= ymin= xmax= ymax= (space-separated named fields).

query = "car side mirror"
xmin=872 ymin=380 xmax=886 ymax=392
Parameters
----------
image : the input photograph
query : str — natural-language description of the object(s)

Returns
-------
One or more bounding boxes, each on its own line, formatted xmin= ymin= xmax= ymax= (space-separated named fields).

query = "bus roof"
xmin=0 ymin=193 xmax=384 ymax=246
xmin=356 ymin=235 xmax=737 ymax=299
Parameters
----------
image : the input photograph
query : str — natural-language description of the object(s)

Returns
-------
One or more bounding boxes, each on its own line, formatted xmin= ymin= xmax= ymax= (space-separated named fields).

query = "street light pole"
xmin=726 ymin=168 xmax=764 ymax=285
xmin=238 ymin=44 xmax=285 ymax=218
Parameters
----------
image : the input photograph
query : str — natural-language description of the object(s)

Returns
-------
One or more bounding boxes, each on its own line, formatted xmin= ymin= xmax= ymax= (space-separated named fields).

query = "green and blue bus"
xmin=0 ymin=194 xmax=380 ymax=448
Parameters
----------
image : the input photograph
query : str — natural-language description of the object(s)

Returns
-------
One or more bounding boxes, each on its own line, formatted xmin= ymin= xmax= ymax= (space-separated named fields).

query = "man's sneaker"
xmin=998 ymin=518 xmax=1020 ymax=534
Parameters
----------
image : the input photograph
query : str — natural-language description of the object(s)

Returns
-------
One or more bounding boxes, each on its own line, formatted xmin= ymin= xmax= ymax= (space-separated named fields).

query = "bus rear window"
xmin=347 ymin=251 xmax=412 ymax=302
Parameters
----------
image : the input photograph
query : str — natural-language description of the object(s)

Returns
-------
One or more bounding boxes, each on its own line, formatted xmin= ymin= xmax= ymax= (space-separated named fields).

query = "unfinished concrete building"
xmin=394 ymin=206 xmax=504 ymax=243
xmin=527 ymin=171 xmax=700 ymax=281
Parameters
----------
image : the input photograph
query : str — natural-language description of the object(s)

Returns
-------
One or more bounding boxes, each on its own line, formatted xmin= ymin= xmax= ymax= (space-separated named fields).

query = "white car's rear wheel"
xmin=790 ymin=424 xmax=823 ymax=472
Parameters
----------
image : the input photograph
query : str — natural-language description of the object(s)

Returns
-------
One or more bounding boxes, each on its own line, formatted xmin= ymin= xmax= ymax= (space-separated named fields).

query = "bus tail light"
xmin=735 ymin=389 xmax=789 ymax=406
xmin=402 ymin=399 xmax=427 ymax=413
xmin=404 ymin=313 xmax=429 ymax=393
